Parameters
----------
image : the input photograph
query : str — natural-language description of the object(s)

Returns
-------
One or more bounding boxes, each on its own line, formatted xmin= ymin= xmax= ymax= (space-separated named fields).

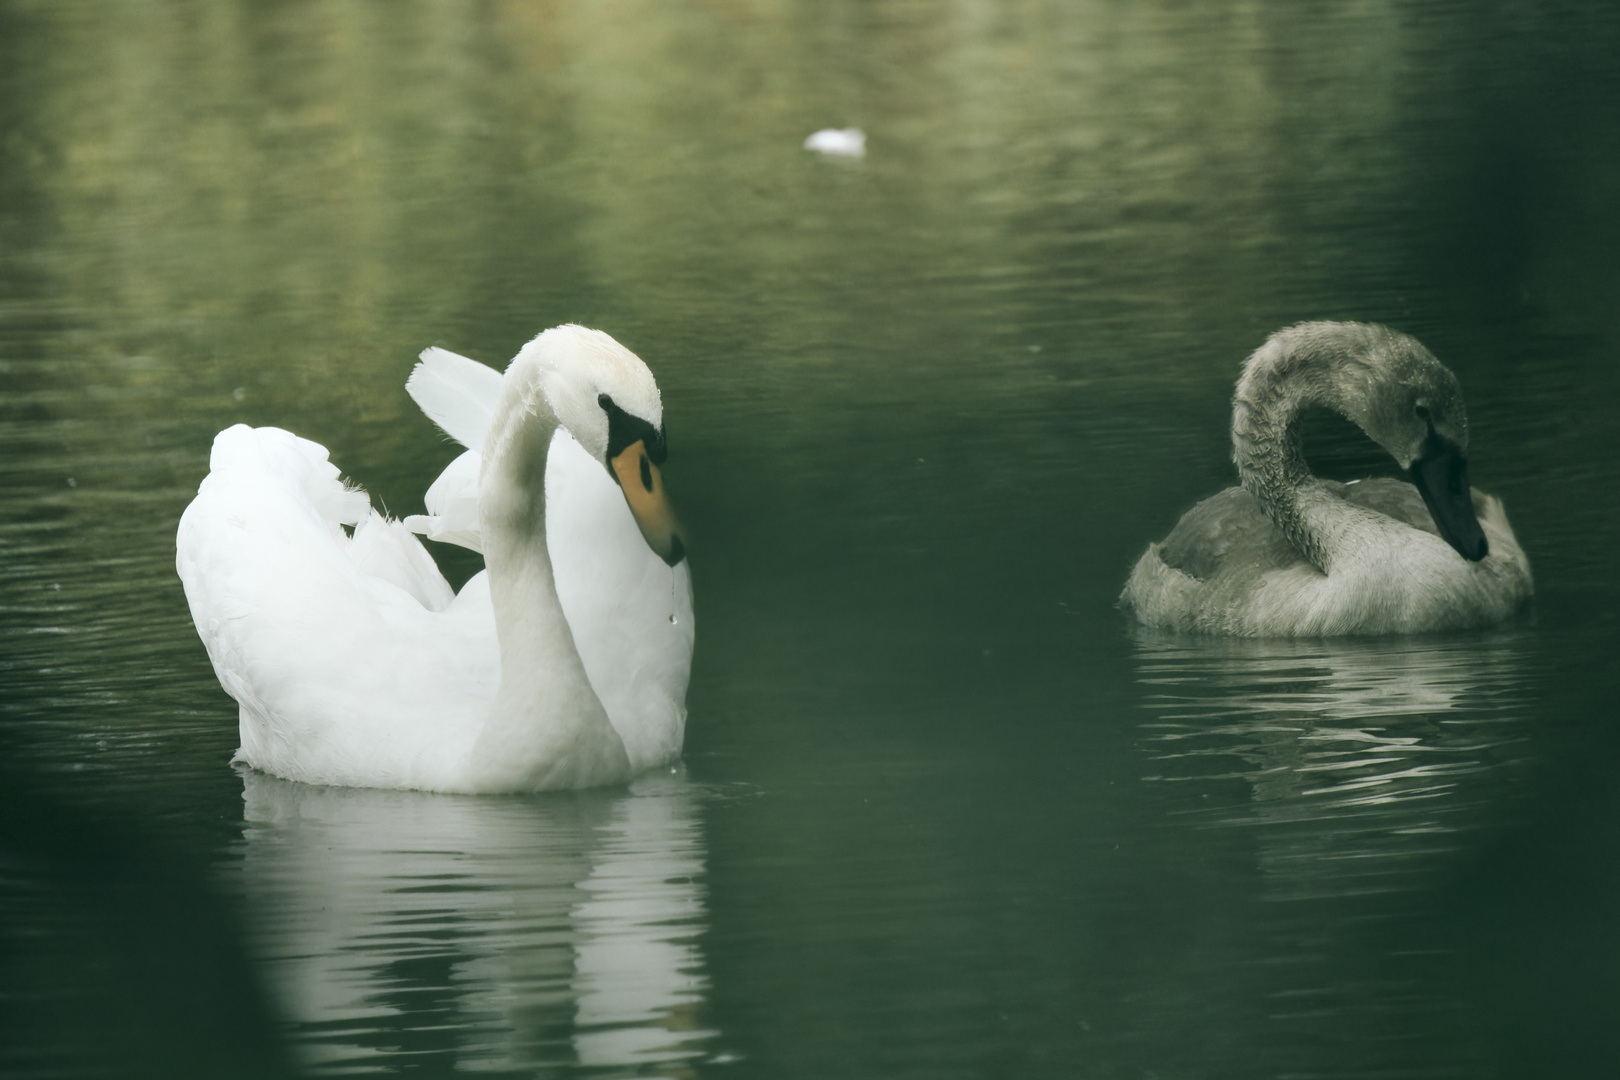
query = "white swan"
xmin=176 ymin=325 xmax=694 ymax=793
xmin=1120 ymin=322 xmax=1532 ymax=636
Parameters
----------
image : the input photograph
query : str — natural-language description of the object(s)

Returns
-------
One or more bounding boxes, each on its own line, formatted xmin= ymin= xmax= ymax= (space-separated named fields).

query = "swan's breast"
xmin=546 ymin=430 xmax=695 ymax=774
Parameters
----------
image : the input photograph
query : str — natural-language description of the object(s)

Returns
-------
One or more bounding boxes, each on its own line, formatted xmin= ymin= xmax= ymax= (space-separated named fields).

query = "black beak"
xmin=1409 ymin=439 xmax=1489 ymax=562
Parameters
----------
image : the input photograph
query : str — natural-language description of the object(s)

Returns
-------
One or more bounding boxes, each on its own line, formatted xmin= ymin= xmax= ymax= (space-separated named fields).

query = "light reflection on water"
xmin=1123 ymin=631 xmax=1541 ymax=1069
xmin=231 ymin=768 xmax=719 ymax=1076
xmin=1131 ymin=630 xmax=1534 ymax=903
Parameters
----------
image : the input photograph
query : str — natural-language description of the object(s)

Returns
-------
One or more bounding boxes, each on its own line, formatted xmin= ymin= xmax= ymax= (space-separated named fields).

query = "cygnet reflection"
xmin=231 ymin=767 xmax=717 ymax=1074
xmin=1130 ymin=629 xmax=1532 ymax=902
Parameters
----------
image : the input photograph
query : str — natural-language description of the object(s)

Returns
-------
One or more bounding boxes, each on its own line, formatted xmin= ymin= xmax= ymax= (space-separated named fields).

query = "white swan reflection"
xmin=231 ymin=767 xmax=717 ymax=1074
xmin=1131 ymin=630 xmax=1532 ymax=900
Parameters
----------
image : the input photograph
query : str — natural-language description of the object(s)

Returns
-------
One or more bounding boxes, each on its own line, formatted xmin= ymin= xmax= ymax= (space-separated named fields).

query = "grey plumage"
xmin=1122 ymin=322 xmax=1532 ymax=636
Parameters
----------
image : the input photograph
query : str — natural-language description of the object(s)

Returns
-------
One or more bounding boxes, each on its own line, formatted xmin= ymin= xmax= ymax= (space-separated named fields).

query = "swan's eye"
xmin=1415 ymin=405 xmax=1431 ymax=421
xmin=599 ymin=393 xmax=665 ymax=463
xmin=640 ymin=455 xmax=653 ymax=492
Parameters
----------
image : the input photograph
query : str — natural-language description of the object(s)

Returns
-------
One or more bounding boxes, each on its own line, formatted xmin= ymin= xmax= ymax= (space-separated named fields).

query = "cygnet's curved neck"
xmin=468 ymin=378 xmax=630 ymax=791
xmin=1231 ymin=330 xmax=1380 ymax=575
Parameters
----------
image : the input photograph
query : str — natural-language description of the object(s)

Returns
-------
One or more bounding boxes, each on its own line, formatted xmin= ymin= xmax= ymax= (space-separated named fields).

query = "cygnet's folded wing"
xmin=1157 ymin=486 xmax=1298 ymax=582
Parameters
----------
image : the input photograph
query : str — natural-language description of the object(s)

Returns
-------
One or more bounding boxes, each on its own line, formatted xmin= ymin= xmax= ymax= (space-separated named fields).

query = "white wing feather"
xmin=405 ymin=346 xmax=503 ymax=449
xmin=404 ymin=449 xmax=484 ymax=553
xmin=176 ymin=425 xmax=499 ymax=790
xmin=402 ymin=347 xmax=501 ymax=553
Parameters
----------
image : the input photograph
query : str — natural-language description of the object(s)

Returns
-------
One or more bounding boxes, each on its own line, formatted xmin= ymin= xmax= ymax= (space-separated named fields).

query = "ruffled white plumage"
xmin=177 ymin=327 xmax=693 ymax=793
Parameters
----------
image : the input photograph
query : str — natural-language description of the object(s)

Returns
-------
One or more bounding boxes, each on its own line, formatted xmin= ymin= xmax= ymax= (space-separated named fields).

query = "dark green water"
xmin=4 ymin=2 xmax=1619 ymax=1077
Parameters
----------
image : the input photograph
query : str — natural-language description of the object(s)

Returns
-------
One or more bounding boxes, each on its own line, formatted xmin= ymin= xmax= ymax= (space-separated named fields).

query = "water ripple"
xmin=228 ymin=768 xmax=721 ymax=1076
xmin=1131 ymin=630 xmax=1535 ymax=900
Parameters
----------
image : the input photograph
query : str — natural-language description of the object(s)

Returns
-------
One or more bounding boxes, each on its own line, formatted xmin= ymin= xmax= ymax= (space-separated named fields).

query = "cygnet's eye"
xmin=1414 ymin=404 xmax=1432 ymax=422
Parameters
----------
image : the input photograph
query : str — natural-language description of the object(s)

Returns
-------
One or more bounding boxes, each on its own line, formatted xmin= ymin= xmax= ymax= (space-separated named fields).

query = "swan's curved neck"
xmin=1232 ymin=336 xmax=1376 ymax=574
xmin=468 ymin=382 xmax=630 ymax=791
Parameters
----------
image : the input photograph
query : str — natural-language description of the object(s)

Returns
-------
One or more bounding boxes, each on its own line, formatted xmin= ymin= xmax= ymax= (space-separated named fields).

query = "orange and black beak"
xmin=610 ymin=439 xmax=687 ymax=566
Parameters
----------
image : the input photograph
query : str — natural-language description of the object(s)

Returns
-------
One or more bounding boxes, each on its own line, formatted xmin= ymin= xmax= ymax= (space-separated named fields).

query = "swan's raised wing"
xmin=404 ymin=449 xmax=484 ymax=553
xmin=403 ymin=347 xmax=503 ymax=553
xmin=177 ymin=425 xmax=499 ymax=790
xmin=406 ymin=347 xmax=502 ymax=450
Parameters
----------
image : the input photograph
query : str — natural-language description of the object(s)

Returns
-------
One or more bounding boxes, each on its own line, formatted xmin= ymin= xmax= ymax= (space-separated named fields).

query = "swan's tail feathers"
xmin=209 ymin=424 xmax=372 ymax=527
xmin=403 ymin=448 xmax=484 ymax=553
xmin=406 ymin=347 xmax=503 ymax=450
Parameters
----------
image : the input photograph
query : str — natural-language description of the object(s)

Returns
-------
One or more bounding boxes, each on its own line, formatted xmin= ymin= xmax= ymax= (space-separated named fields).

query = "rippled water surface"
xmin=4 ymin=2 xmax=1620 ymax=1077
xmin=233 ymin=771 xmax=717 ymax=1074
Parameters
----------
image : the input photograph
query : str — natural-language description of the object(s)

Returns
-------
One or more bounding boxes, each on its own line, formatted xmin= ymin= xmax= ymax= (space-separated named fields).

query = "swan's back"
xmin=1159 ymin=478 xmax=1455 ymax=581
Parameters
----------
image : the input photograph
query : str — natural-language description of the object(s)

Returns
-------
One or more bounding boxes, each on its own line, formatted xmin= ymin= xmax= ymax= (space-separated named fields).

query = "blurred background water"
xmin=2 ymin=1 xmax=1618 ymax=1077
